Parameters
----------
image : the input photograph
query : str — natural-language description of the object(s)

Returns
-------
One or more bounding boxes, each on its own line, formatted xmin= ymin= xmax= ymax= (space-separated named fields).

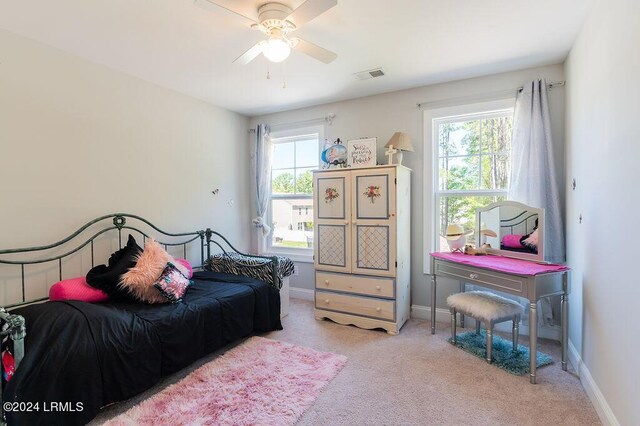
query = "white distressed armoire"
xmin=313 ymin=165 xmax=411 ymax=335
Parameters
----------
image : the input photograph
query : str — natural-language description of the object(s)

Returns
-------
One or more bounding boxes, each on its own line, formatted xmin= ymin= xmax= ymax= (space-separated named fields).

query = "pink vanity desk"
xmin=430 ymin=252 xmax=570 ymax=384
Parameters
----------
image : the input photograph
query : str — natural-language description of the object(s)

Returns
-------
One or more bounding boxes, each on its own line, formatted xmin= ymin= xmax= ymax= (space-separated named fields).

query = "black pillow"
xmin=86 ymin=234 xmax=143 ymax=300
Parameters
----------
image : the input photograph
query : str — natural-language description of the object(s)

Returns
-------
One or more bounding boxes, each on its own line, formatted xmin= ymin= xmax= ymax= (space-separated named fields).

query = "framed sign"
xmin=347 ymin=138 xmax=377 ymax=168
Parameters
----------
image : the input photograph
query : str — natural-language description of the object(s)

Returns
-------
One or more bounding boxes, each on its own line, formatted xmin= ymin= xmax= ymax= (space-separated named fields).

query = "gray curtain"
xmin=509 ymin=79 xmax=565 ymax=264
xmin=252 ymin=124 xmax=273 ymax=237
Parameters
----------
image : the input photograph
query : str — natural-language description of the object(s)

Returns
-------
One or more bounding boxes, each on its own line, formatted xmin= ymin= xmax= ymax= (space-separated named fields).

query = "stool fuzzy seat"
xmin=447 ymin=291 xmax=524 ymax=364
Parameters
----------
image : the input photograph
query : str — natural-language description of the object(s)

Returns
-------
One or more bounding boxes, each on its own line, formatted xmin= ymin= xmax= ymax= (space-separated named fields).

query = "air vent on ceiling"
xmin=353 ymin=68 xmax=385 ymax=81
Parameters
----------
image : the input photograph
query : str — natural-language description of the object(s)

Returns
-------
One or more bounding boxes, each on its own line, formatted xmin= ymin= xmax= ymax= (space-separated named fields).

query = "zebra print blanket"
xmin=204 ymin=252 xmax=294 ymax=289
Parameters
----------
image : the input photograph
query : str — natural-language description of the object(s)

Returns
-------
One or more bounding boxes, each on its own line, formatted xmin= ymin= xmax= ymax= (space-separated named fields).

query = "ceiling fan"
xmin=194 ymin=0 xmax=338 ymax=64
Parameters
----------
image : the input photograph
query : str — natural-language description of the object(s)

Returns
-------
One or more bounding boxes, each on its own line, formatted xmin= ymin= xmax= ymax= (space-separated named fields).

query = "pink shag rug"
xmin=104 ymin=337 xmax=347 ymax=426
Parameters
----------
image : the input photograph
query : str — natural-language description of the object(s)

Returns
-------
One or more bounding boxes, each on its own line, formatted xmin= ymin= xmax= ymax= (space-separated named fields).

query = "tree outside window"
xmin=268 ymin=129 xmax=321 ymax=252
xmin=435 ymin=111 xmax=513 ymax=250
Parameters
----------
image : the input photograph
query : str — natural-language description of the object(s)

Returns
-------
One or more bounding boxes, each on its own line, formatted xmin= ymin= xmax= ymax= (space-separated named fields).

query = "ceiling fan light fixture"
xmin=263 ymin=36 xmax=291 ymax=62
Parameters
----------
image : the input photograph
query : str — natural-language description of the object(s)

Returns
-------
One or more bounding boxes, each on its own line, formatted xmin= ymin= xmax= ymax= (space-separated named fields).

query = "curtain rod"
xmin=248 ymin=113 xmax=336 ymax=132
xmin=416 ymin=80 xmax=566 ymax=110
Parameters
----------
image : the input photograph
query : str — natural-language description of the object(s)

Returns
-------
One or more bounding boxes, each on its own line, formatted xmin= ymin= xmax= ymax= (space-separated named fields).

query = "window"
xmin=424 ymin=99 xmax=515 ymax=265
xmin=267 ymin=124 xmax=324 ymax=256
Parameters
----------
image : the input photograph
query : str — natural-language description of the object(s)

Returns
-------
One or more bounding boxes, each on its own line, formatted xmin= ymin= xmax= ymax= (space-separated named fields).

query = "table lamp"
xmin=384 ymin=132 xmax=414 ymax=165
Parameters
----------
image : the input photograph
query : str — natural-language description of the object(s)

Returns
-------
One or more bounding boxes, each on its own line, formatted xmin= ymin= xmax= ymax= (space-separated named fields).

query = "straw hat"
xmin=480 ymin=229 xmax=497 ymax=238
xmin=445 ymin=224 xmax=472 ymax=241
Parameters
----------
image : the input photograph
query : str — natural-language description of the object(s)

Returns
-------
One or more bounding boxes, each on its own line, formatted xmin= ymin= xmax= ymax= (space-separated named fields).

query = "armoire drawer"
xmin=315 ymin=271 xmax=394 ymax=298
xmin=316 ymin=291 xmax=395 ymax=321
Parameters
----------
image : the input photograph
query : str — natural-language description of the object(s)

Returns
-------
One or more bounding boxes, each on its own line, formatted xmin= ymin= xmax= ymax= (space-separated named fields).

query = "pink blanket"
xmin=430 ymin=252 xmax=569 ymax=276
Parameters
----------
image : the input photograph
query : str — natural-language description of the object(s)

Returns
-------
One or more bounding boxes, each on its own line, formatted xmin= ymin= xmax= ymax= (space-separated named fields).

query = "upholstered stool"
xmin=446 ymin=291 xmax=524 ymax=363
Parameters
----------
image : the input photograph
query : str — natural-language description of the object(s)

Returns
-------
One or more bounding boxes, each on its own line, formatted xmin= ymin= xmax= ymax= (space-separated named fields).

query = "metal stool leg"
xmin=486 ymin=324 xmax=493 ymax=363
xmin=476 ymin=319 xmax=481 ymax=335
xmin=512 ymin=315 xmax=520 ymax=352
xmin=459 ymin=282 xmax=466 ymax=328
xmin=450 ymin=309 xmax=457 ymax=345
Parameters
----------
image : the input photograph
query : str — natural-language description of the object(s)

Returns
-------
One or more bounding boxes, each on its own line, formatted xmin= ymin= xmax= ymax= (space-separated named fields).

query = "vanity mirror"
xmin=476 ymin=201 xmax=545 ymax=262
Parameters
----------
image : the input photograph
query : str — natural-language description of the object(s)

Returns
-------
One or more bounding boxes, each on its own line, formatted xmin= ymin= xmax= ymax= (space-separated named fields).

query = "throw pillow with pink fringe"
xmin=120 ymin=238 xmax=190 ymax=304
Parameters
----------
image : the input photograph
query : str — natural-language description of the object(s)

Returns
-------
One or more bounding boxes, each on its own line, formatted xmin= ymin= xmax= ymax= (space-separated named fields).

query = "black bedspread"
xmin=3 ymin=272 xmax=282 ymax=426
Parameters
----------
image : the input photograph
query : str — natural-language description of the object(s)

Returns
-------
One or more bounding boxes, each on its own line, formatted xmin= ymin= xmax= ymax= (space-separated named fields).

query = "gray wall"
xmin=565 ymin=0 xmax=639 ymax=423
xmin=250 ymin=63 xmax=566 ymax=309
xmin=0 ymin=31 xmax=250 ymax=259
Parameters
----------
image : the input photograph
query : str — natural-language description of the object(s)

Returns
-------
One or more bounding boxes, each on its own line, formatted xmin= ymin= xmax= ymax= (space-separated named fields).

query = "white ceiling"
xmin=0 ymin=0 xmax=592 ymax=116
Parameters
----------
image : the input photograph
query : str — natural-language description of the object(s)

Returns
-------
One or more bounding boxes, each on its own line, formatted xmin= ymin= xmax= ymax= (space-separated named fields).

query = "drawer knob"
xmin=325 ymin=280 xmax=330 ymax=285
xmin=376 ymin=307 xmax=381 ymax=312
xmin=376 ymin=285 xmax=381 ymax=290
xmin=324 ymin=299 xmax=330 ymax=304
xmin=469 ymin=273 xmax=479 ymax=280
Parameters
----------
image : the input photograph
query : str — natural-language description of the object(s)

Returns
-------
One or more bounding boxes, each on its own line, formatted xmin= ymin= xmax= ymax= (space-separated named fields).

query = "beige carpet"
xmin=94 ymin=298 xmax=600 ymax=425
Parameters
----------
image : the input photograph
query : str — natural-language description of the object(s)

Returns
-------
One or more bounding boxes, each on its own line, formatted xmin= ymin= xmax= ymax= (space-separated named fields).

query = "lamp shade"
xmin=384 ymin=132 xmax=414 ymax=152
xmin=263 ymin=36 xmax=291 ymax=62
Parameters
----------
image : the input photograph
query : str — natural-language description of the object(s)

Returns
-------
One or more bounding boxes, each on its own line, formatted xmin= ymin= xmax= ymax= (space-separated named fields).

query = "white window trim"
xmin=259 ymin=123 xmax=325 ymax=262
xmin=423 ymin=97 xmax=515 ymax=274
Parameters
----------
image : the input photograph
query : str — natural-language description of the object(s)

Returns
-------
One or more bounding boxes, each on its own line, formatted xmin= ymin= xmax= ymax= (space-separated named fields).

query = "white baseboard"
xmin=568 ymin=340 xmax=582 ymax=377
xmin=289 ymin=286 xmax=314 ymax=301
xmin=410 ymin=304 xmax=561 ymax=340
xmin=568 ymin=341 xmax=620 ymax=426
xmin=411 ymin=304 xmax=451 ymax=323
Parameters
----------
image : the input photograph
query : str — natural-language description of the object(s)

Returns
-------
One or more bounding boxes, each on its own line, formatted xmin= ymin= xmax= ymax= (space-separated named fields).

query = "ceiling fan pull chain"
xmin=266 ymin=61 xmax=271 ymax=80
xmin=282 ymin=61 xmax=287 ymax=89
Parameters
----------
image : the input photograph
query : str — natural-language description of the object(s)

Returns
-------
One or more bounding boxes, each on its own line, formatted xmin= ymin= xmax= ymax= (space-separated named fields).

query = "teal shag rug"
xmin=448 ymin=330 xmax=553 ymax=376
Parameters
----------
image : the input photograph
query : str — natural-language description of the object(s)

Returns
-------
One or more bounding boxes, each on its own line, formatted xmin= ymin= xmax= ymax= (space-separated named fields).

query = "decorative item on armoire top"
xmin=321 ymin=138 xmax=348 ymax=169
xmin=384 ymin=132 xmax=414 ymax=165
xmin=445 ymin=224 xmax=471 ymax=253
xmin=347 ymin=138 xmax=377 ymax=168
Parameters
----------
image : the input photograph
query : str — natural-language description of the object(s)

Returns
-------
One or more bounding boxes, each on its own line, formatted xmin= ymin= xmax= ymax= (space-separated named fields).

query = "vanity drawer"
xmin=315 ymin=272 xmax=394 ymax=298
xmin=434 ymin=261 xmax=525 ymax=295
xmin=316 ymin=291 xmax=395 ymax=321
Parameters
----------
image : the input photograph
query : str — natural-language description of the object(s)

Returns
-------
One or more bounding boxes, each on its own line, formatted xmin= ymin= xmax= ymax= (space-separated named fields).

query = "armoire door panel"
xmin=314 ymin=171 xmax=352 ymax=273
xmin=316 ymin=175 xmax=347 ymax=219
xmin=317 ymin=224 xmax=349 ymax=268
xmin=353 ymin=172 xmax=395 ymax=220
xmin=352 ymin=223 xmax=396 ymax=276
xmin=356 ymin=225 xmax=390 ymax=270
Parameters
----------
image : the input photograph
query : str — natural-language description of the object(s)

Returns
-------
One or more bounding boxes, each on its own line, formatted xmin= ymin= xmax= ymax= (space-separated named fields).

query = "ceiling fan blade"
xmin=291 ymin=38 xmax=337 ymax=64
xmin=193 ymin=0 xmax=258 ymax=24
xmin=233 ymin=42 xmax=265 ymax=65
xmin=285 ymin=0 xmax=337 ymax=28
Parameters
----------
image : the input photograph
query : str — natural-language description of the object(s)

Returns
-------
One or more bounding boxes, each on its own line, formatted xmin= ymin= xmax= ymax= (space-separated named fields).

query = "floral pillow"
xmin=153 ymin=262 xmax=192 ymax=303
xmin=119 ymin=238 xmax=189 ymax=304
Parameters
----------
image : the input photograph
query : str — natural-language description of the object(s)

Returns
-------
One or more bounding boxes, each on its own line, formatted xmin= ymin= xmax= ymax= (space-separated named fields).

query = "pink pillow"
xmin=119 ymin=238 xmax=190 ymax=304
xmin=174 ymin=258 xmax=193 ymax=278
xmin=49 ymin=277 xmax=109 ymax=303
xmin=502 ymin=234 xmax=525 ymax=249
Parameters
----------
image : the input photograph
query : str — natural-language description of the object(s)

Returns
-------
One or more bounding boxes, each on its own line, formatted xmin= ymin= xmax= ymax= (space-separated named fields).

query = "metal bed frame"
xmin=500 ymin=211 xmax=539 ymax=235
xmin=0 ymin=213 xmax=277 ymax=423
